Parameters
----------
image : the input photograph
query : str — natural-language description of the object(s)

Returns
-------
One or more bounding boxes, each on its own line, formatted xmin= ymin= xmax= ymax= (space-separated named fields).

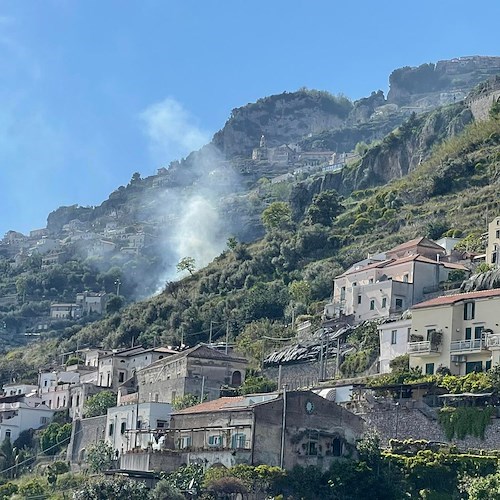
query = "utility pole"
xmin=209 ymin=321 xmax=213 ymax=344
xmin=115 ymin=279 xmax=121 ymax=296
xmin=280 ymin=384 xmax=287 ymax=469
xmin=225 ymin=321 xmax=229 ymax=354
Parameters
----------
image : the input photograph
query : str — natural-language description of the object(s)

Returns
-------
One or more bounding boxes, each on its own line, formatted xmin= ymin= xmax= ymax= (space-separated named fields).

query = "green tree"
xmin=305 ymin=190 xmax=343 ymax=226
xmin=176 ymin=256 xmax=196 ymax=275
xmin=261 ymin=202 xmax=292 ymax=231
xmin=39 ymin=422 xmax=72 ymax=455
xmin=171 ymin=393 xmax=203 ymax=411
xmin=0 ymin=438 xmax=14 ymax=478
xmin=239 ymin=375 xmax=277 ymax=395
xmin=106 ymin=294 xmax=124 ymax=314
xmin=86 ymin=440 xmax=114 ymax=473
xmin=83 ymin=391 xmax=117 ymax=417
xmin=74 ymin=474 xmax=149 ymax=499
xmin=150 ymin=480 xmax=184 ymax=500
xmin=288 ymin=280 xmax=311 ymax=306
xmin=226 ymin=236 xmax=238 ymax=251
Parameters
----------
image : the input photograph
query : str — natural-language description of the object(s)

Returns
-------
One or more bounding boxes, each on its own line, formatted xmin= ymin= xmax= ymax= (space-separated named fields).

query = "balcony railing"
xmin=450 ymin=339 xmax=485 ymax=352
xmin=407 ymin=341 xmax=440 ymax=354
xmin=486 ymin=334 xmax=500 ymax=348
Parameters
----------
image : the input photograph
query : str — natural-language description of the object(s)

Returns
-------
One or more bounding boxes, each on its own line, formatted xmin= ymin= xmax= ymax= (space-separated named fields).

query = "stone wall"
xmin=67 ymin=415 xmax=106 ymax=464
xmin=264 ymin=360 xmax=338 ymax=390
xmin=467 ymin=90 xmax=500 ymax=121
xmin=120 ymin=450 xmax=184 ymax=472
xmin=361 ymin=405 xmax=500 ymax=450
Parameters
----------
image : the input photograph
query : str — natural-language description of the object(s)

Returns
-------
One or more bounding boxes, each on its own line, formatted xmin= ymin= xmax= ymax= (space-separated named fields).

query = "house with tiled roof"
xmin=119 ymin=390 xmax=364 ymax=473
xmin=408 ymin=288 xmax=500 ymax=375
xmin=324 ymin=237 xmax=469 ymax=324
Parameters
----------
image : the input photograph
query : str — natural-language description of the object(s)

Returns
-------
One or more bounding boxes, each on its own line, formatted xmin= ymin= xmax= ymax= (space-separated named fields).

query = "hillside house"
xmin=408 ymin=289 xmax=500 ymax=375
xmin=0 ymin=400 xmax=53 ymax=444
xmin=135 ymin=345 xmax=248 ymax=404
xmin=50 ymin=303 xmax=82 ymax=320
xmin=76 ymin=291 xmax=107 ymax=315
xmin=324 ymin=238 xmax=468 ymax=324
xmin=97 ymin=346 xmax=175 ymax=390
xmin=120 ymin=391 xmax=364 ymax=472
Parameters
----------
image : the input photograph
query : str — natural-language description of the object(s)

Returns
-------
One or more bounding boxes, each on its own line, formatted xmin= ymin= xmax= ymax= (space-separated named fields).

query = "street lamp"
xmin=114 ymin=279 xmax=121 ymax=296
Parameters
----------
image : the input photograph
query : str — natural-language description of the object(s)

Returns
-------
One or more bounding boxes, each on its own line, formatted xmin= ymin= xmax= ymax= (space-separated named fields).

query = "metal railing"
xmin=486 ymin=334 xmax=500 ymax=348
xmin=450 ymin=339 xmax=484 ymax=352
xmin=407 ymin=341 xmax=440 ymax=354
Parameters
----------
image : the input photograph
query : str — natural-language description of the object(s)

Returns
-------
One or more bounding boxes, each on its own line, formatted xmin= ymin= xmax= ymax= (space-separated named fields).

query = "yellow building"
xmin=408 ymin=289 xmax=500 ymax=375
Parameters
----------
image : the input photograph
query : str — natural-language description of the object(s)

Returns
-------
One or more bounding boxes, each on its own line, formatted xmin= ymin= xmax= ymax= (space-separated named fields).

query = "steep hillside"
xmin=2 ymin=102 xmax=497 ymax=386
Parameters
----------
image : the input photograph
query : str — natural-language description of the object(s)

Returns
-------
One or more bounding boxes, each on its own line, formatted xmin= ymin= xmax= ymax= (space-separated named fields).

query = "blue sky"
xmin=0 ymin=0 xmax=498 ymax=235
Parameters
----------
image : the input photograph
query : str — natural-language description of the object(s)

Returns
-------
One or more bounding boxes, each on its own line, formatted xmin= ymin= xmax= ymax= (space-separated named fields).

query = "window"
xmin=403 ymin=274 xmax=409 ymax=283
xmin=136 ymin=420 xmax=142 ymax=430
xmin=40 ymin=417 xmax=49 ymax=425
xmin=357 ymin=295 xmax=362 ymax=305
xmin=208 ymin=435 xmax=221 ymax=446
xmin=179 ymin=436 xmax=191 ymax=449
xmin=120 ymin=422 xmax=126 ymax=434
xmin=231 ymin=433 xmax=247 ymax=449
xmin=369 ymin=278 xmax=373 ymax=284
xmin=486 ymin=360 xmax=492 ymax=371
xmin=496 ymin=230 xmax=500 ymax=239
xmin=395 ymin=298 xmax=403 ymax=309
xmin=109 ymin=423 xmax=114 ymax=437
xmin=407 ymin=328 xmax=411 ymax=342
xmin=465 ymin=327 xmax=472 ymax=340
xmin=5 ymin=431 xmax=11 ymax=439
xmin=340 ymin=286 xmax=346 ymax=301
xmin=475 ymin=326 xmax=484 ymax=339
xmin=332 ymin=438 xmax=342 ymax=457
xmin=156 ymin=420 xmax=168 ymax=429
xmin=370 ymin=299 xmax=375 ymax=310
xmin=118 ymin=372 xmax=125 ymax=383
xmin=425 ymin=363 xmax=434 ymax=375
xmin=464 ymin=302 xmax=475 ymax=320
xmin=382 ymin=297 xmax=387 ymax=308
xmin=466 ymin=361 xmax=483 ymax=374
xmin=352 ymin=282 xmax=357 ymax=287
xmin=391 ymin=330 xmax=397 ymax=345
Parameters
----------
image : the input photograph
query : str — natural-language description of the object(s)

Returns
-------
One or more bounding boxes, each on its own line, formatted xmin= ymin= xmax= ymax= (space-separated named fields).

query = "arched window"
xmin=231 ymin=371 xmax=242 ymax=386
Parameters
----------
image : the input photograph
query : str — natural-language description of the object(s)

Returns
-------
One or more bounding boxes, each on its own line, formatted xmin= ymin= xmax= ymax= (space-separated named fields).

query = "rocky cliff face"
xmin=289 ymin=103 xmax=474 ymax=218
xmin=212 ymin=90 xmax=353 ymax=158
xmin=388 ymin=56 xmax=500 ymax=107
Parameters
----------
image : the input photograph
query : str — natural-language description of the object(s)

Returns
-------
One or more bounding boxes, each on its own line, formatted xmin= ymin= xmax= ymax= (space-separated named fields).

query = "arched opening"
xmin=231 ymin=371 xmax=242 ymax=386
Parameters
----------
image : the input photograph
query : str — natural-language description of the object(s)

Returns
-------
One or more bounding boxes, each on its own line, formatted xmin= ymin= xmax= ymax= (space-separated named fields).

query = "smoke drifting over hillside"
xmin=139 ymin=98 xmax=244 ymax=290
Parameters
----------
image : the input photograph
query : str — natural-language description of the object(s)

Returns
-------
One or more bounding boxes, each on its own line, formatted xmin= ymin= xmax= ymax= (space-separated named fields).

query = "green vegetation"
xmin=83 ymin=391 xmax=117 ymax=418
xmin=438 ymin=406 xmax=495 ymax=440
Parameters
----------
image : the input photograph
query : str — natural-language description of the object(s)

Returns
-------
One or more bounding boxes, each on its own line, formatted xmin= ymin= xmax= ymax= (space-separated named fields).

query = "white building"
xmin=2 ymin=383 xmax=38 ymax=397
xmin=105 ymin=400 xmax=173 ymax=456
xmin=378 ymin=318 xmax=412 ymax=374
xmin=76 ymin=292 xmax=107 ymax=315
xmin=50 ymin=303 xmax=82 ymax=320
xmin=0 ymin=401 xmax=54 ymax=444
xmin=324 ymin=238 xmax=468 ymax=324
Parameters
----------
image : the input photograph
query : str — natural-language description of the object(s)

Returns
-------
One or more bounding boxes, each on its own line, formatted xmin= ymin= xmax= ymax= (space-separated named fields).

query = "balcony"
xmin=486 ymin=334 xmax=500 ymax=349
xmin=407 ymin=341 xmax=441 ymax=355
xmin=450 ymin=339 xmax=486 ymax=353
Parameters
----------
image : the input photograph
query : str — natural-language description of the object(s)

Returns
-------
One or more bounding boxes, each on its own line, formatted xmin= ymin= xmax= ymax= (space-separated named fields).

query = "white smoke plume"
xmin=141 ymin=97 xmax=243 ymax=291
xmin=141 ymin=97 xmax=209 ymax=163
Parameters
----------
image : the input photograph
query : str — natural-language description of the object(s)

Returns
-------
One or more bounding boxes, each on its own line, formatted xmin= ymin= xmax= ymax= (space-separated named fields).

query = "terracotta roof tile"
xmin=412 ymin=288 xmax=500 ymax=309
